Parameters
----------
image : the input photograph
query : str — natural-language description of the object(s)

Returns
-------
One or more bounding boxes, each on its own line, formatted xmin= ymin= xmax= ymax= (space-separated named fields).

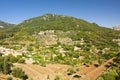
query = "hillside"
xmin=0 ymin=14 xmax=120 ymax=47
xmin=0 ymin=13 xmax=120 ymax=80
xmin=0 ymin=20 xmax=15 ymax=29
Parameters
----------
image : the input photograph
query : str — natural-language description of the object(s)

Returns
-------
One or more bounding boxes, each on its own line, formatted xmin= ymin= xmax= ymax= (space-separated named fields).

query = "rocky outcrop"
xmin=37 ymin=30 xmax=57 ymax=46
xmin=0 ymin=26 xmax=4 ymax=28
xmin=37 ymin=30 xmax=86 ymax=46
xmin=113 ymin=25 xmax=120 ymax=30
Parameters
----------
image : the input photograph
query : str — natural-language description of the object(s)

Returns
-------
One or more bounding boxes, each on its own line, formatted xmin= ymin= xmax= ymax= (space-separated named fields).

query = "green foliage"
xmin=98 ymin=58 xmax=103 ymax=65
xmin=0 ymin=52 xmax=2 ymax=56
xmin=0 ymin=20 xmax=15 ymax=28
xmin=0 ymin=13 xmax=119 ymax=67
xmin=62 ymin=45 xmax=74 ymax=51
xmin=54 ymin=75 xmax=61 ymax=80
xmin=28 ymin=78 xmax=33 ymax=80
xmin=115 ymin=52 xmax=120 ymax=63
xmin=6 ymin=76 xmax=13 ymax=80
xmin=27 ymin=46 xmax=33 ymax=51
xmin=47 ymin=75 xmax=50 ymax=80
xmin=16 ymin=55 xmax=22 ymax=60
xmin=67 ymin=68 xmax=76 ymax=75
xmin=97 ymin=77 xmax=104 ymax=80
xmin=98 ymin=67 xmax=120 ymax=80
xmin=5 ymin=54 xmax=25 ymax=64
xmin=7 ymin=54 xmax=18 ymax=63
xmin=76 ymin=68 xmax=80 ymax=71
xmin=0 ymin=56 xmax=12 ymax=74
xmin=0 ymin=54 xmax=25 ymax=75
xmin=18 ymin=58 xmax=25 ymax=63
xmin=0 ymin=14 xmax=119 ymax=49
xmin=12 ymin=67 xmax=28 ymax=79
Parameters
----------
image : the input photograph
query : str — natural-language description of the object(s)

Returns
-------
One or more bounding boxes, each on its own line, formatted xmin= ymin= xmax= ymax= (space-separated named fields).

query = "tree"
xmin=18 ymin=58 xmax=25 ymax=63
xmin=54 ymin=75 xmax=60 ymax=80
xmin=116 ymin=52 xmax=120 ymax=63
xmin=6 ymin=76 xmax=13 ymax=80
xmin=7 ymin=54 xmax=18 ymax=63
xmin=0 ymin=56 xmax=12 ymax=74
xmin=12 ymin=67 xmax=28 ymax=79
xmin=0 ymin=52 xmax=2 ymax=56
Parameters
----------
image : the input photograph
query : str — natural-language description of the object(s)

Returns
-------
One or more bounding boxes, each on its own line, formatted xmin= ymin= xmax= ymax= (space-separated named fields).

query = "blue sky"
xmin=0 ymin=0 xmax=120 ymax=28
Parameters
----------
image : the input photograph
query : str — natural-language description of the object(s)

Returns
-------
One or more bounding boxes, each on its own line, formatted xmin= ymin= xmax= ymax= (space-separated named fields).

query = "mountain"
xmin=2 ymin=14 xmax=119 ymax=45
xmin=0 ymin=13 xmax=119 ymax=54
xmin=113 ymin=25 xmax=120 ymax=30
xmin=0 ymin=20 xmax=15 ymax=29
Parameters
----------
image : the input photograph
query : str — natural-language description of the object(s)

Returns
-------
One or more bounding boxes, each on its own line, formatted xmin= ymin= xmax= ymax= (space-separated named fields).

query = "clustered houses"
xmin=0 ymin=47 xmax=27 ymax=56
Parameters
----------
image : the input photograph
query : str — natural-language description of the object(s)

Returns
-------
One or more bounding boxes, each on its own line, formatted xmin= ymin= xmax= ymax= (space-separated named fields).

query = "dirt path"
xmin=77 ymin=65 xmax=97 ymax=76
xmin=85 ymin=58 xmax=113 ymax=80
xmin=0 ymin=74 xmax=6 ymax=80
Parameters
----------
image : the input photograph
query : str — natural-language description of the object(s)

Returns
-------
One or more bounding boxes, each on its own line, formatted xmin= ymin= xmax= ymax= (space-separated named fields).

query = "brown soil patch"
xmin=77 ymin=58 xmax=114 ymax=80
xmin=14 ymin=63 xmax=70 ymax=80
xmin=13 ymin=58 xmax=114 ymax=80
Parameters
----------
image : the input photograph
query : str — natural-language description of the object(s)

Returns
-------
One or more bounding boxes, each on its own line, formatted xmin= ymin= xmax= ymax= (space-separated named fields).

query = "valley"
xmin=0 ymin=14 xmax=120 ymax=80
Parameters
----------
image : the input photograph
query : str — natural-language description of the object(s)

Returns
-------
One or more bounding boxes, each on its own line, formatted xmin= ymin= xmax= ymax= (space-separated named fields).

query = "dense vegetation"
xmin=0 ymin=53 xmax=26 ymax=79
xmin=97 ymin=52 xmax=120 ymax=80
xmin=12 ymin=67 xmax=28 ymax=79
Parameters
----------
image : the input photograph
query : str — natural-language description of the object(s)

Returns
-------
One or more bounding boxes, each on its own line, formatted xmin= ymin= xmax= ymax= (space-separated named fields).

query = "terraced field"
xmin=13 ymin=58 xmax=114 ymax=80
xmin=14 ymin=63 xmax=70 ymax=80
xmin=77 ymin=58 xmax=114 ymax=80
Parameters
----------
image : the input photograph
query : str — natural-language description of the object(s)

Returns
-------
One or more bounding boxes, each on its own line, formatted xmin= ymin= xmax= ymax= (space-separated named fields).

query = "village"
xmin=0 ymin=47 xmax=27 ymax=56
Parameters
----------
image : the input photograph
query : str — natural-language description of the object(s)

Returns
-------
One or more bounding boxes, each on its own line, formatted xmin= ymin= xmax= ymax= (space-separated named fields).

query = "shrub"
xmin=28 ymin=78 xmax=33 ymax=80
xmin=0 ymin=56 xmax=12 ymax=74
xmin=18 ymin=58 xmax=25 ymax=63
xmin=98 ymin=67 xmax=120 ymax=80
xmin=54 ymin=75 xmax=60 ymax=80
xmin=7 ymin=54 xmax=18 ymax=63
xmin=47 ymin=75 xmax=50 ymax=80
xmin=76 ymin=68 xmax=80 ymax=71
xmin=27 ymin=46 xmax=33 ymax=51
xmin=16 ymin=55 xmax=22 ymax=60
xmin=67 ymin=68 xmax=75 ymax=75
xmin=12 ymin=67 xmax=28 ymax=79
xmin=0 ymin=52 xmax=2 ymax=56
xmin=6 ymin=76 xmax=13 ymax=80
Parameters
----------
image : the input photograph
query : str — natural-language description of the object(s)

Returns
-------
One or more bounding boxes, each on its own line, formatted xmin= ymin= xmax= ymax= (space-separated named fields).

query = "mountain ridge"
xmin=17 ymin=14 xmax=113 ymax=33
xmin=0 ymin=20 xmax=15 ymax=29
